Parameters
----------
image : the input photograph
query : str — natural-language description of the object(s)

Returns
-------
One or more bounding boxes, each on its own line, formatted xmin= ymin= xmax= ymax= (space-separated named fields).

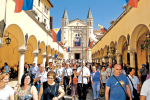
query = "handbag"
xmin=65 ymin=69 xmax=70 ymax=80
xmin=127 ymin=76 xmax=140 ymax=100
xmin=54 ymin=83 xmax=65 ymax=100
xmin=66 ymin=86 xmax=71 ymax=95
xmin=113 ymin=75 xmax=130 ymax=100
xmin=55 ymin=69 xmax=60 ymax=83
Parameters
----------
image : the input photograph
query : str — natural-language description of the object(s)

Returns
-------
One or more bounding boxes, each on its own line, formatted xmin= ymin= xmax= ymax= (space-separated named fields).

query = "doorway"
xmin=75 ymin=53 xmax=80 ymax=59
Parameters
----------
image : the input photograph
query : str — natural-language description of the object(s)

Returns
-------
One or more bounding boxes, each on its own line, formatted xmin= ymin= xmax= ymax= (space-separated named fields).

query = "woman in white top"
xmin=0 ymin=73 xmax=14 ymax=100
xmin=100 ymin=66 xmax=108 ymax=88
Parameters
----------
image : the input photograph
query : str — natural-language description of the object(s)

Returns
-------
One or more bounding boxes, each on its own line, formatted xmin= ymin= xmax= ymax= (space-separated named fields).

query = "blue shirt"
xmin=91 ymin=71 xmax=100 ymax=82
xmin=29 ymin=66 xmax=39 ymax=75
xmin=106 ymin=74 xmax=129 ymax=100
xmin=4 ymin=65 xmax=9 ymax=73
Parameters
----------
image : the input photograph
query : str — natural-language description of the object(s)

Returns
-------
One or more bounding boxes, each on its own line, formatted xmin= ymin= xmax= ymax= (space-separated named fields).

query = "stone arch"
xmin=100 ymin=48 xmax=103 ymax=58
xmin=28 ymin=35 xmax=38 ymax=52
xmin=104 ymin=45 xmax=108 ymax=56
xmin=52 ymin=48 xmax=55 ymax=57
xmin=38 ymin=41 xmax=46 ymax=64
xmin=47 ymin=45 xmax=51 ymax=56
xmin=130 ymin=24 xmax=149 ymax=50
xmin=117 ymin=35 xmax=127 ymax=54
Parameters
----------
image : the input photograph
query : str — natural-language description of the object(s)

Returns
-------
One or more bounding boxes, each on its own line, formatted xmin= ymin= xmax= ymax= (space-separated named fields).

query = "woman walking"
xmin=91 ymin=66 xmax=103 ymax=100
xmin=0 ymin=73 xmax=14 ymax=100
xmin=17 ymin=73 xmax=38 ymax=100
xmin=38 ymin=71 xmax=65 ymax=100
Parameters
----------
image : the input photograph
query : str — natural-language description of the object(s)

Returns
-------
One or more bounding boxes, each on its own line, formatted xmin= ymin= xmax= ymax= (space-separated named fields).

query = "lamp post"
xmin=75 ymin=31 xmax=86 ymax=87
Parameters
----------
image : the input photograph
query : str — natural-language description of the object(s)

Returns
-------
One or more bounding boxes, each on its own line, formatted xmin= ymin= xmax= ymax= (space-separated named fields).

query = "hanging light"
xmin=38 ymin=48 xmax=41 ymax=53
xmin=5 ymin=33 xmax=11 ymax=46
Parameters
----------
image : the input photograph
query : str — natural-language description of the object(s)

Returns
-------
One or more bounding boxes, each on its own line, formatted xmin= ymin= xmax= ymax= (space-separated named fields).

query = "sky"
xmin=50 ymin=0 xmax=126 ymax=29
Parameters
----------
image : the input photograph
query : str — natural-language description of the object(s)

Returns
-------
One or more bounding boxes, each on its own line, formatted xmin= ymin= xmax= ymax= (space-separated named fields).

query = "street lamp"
xmin=5 ymin=33 xmax=11 ymax=46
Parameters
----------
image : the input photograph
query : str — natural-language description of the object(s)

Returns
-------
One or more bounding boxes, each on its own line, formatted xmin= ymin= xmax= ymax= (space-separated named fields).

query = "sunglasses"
xmin=73 ymin=69 xmax=77 ymax=70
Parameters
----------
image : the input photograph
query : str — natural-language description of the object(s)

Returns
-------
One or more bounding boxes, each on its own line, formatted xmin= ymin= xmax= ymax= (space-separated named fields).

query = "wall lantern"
xmin=5 ymin=33 xmax=11 ymax=46
xmin=38 ymin=48 xmax=41 ymax=53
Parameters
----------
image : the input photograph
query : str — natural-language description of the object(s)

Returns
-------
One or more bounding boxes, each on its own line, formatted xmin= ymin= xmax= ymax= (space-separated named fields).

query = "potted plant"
xmin=30 ymin=10 xmax=37 ymax=17
xmin=40 ymin=22 xmax=46 ymax=27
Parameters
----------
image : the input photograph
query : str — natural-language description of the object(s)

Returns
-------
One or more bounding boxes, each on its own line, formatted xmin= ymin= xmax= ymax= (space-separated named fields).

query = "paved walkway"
xmin=8 ymin=78 xmax=105 ymax=100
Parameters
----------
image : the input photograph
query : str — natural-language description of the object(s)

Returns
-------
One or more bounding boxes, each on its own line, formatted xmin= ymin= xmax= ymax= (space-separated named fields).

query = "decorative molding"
xmin=33 ymin=52 xmax=39 ymax=57
xmin=18 ymin=49 xmax=27 ymax=54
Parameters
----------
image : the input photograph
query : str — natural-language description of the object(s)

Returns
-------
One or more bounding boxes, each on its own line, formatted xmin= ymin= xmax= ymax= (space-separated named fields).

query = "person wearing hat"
xmin=29 ymin=62 xmax=39 ymax=80
xmin=62 ymin=62 xmax=72 ymax=92
xmin=139 ymin=64 xmax=148 ymax=85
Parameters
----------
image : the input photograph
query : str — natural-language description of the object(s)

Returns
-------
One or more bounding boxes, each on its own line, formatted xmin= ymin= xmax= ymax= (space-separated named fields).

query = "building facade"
xmin=92 ymin=0 xmax=150 ymax=75
xmin=62 ymin=8 xmax=98 ymax=62
xmin=0 ymin=0 xmax=64 ymax=83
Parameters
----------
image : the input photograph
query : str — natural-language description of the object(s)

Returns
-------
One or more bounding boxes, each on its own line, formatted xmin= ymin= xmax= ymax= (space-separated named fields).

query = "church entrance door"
xmin=75 ymin=53 xmax=80 ymax=59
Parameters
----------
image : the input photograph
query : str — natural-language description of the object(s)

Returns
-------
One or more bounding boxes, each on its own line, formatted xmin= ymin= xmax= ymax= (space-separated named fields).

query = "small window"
xmin=64 ymin=37 xmax=65 ymax=39
xmin=44 ymin=19 xmax=46 ymax=23
xmin=38 ymin=17 xmax=40 ymax=21
xmin=38 ymin=0 xmax=40 ymax=6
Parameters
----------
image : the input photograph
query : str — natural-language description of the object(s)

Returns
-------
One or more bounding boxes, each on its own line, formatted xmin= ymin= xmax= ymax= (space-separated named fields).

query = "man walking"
xmin=105 ymin=64 xmax=132 ymax=100
xmin=29 ymin=62 xmax=39 ymax=80
xmin=76 ymin=61 xmax=90 ymax=100
xmin=106 ymin=63 xmax=114 ymax=77
xmin=139 ymin=64 xmax=148 ymax=85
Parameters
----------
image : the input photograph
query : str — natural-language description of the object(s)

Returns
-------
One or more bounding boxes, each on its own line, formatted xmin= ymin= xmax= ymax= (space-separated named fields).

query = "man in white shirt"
xmin=127 ymin=68 xmax=140 ymax=100
xmin=58 ymin=63 xmax=64 ymax=85
xmin=140 ymin=78 xmax=150 ymax=100
xmin=62 ymin=63 xmax=72 ymax=92
xmin=106 ymin=63 xmax=114 ymax=77
xmin=76 ymin=61 xmax=90 ymax=100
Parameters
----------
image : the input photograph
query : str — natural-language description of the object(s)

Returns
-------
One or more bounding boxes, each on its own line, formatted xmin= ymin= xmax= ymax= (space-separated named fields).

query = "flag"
xmin=88 ymin=38 xmax=90 ymax=47
xmin=14 ymin=0 xmax=34 ymax=13
xmin=89 ymin=38 xmax=94 ymax=48
xmin=125 ymin=0 xmax=129 ymax=3
xmin=74 ymin=37 xmax=81 ymax=47
xmin=22 ymin=0 xmax=34 ymax=11
xmin=97 ymin=24 xmax=107 ymax=33
xmin=14 ymin=0 xmax=24 ymax=13
xmin=101 ymin=27 xmax=107 ymax=33
xmin=66 ymin=47 xmax=68 ymax=53
xmin=54 ymin=54 xmax=58 ymax=58
xmin=85 ymin=48 xmax=89 ymax=51
xmin=68 ymin=46 xmax=70 ymax=52
xmin=52 ymin=28 xmax=61 ymax=42
xmin=128 ymin=0 xmax=138 ymax=8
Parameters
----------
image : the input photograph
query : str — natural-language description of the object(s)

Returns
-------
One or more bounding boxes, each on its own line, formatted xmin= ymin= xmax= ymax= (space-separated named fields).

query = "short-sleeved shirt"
xmin=106 ymin=74 xmax=129 ymax=100
xmin=140 ymin=79 xmax=150 ymax=100
xmin=58 ymin=67 xmax=64 ymax=76
xmin=29 ymin=66 xmax=39 ymax=75
xmin=91 ymin=71 xmax=100 ymax=82
xmin=101 ymin=71 xmax=108 ymax=83
xmin=35 ymin=71 xmax=47 ymax=84
xmin=4 ymin=65 xmax=9 ymax=73
xmin=106 ymin=67 xmax=114 ymax=77
xmin=127 ymin=75 xmax=139 ymax=98
xmin=77 ymin=66 xmax=90 ymax=84
xmin=0 ymin=85 xmax=14 ymax=100
xmin=63 ymin=68 xmax=72 ymax=76
xmin=139 ymin=67 xmax=148 ymax=76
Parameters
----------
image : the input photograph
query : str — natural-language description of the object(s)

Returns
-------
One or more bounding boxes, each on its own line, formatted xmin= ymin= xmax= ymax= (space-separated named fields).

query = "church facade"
xmin=61 ymin=8 xmax=97 ymax=62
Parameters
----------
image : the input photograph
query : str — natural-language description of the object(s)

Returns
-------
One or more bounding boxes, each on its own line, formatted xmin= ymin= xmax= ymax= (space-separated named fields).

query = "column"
xmin=108 ymin=54 xmax=113 ymax=64
xmin=33 ymin=52 xmax=39 ymax=67
xmin=18 ymin=49 xmax=26 ymax=84
xmin=42 ymin=54 xmax=47 ymax=66
xmin=100 ymin=58 xmax=102 ymax=65
xmin=48 ymin=55 xmax=52 ymax=63
xmin=116 ymin=52 xmax=121 ymax=64
xmin=128 ymin=50 xmax=136 ymax=68
xmin=52 ymin=56 xmax=55 ymax=64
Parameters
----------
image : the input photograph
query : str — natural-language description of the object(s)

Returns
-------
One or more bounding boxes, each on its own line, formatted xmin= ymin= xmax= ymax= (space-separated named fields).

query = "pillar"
xmin=108 ymin=54 xmax=113 ymax=64
xmin=52 ymin=56 xmax=55 ymax=64
xmin=116 ymin=52 xmax=121 ymax=64
xmin=100 ymin=58 xmax=102 ymax=65
xmin=18 ymin=49 xmax=26 ymax=84
xmin=33 ymin=52 xmax=39 ymax=67
xmin=128 ymin=50 xmax=136 ymax=68
xmin=42 ymin=54 xmax=47 ymax=66
xmin=48 ymin=55 xmax=52 ymax=63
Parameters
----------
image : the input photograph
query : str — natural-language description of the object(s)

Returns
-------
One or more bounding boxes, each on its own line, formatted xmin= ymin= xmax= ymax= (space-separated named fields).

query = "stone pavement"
xmin=8 ymin=78 xmax=105 ymax=100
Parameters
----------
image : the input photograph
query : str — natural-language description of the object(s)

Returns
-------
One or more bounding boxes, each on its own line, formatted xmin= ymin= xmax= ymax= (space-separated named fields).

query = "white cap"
xmin=49 ymin=59 xmax=52 ymax=62
xmin=33 ymin=62 xmax=36 ymax=64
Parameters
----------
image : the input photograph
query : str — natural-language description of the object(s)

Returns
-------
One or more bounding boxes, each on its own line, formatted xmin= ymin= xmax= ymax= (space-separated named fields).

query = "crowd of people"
xmin=0 ymin=60 xmax=150 ymax=100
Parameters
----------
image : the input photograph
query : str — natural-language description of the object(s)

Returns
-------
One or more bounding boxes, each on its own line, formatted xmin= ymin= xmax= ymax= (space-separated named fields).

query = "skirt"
xmin=71 ymin=84 xmax=78 ymax=96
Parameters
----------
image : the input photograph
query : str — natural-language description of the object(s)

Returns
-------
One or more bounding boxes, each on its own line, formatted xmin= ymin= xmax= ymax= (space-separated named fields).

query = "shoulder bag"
xmin=54 ymin=83 xmax=65 ymax=100
xmin=127 ymin=76 xmax=140 ymax=100
xmin=113 ymin=75 xmax=130 ymax=100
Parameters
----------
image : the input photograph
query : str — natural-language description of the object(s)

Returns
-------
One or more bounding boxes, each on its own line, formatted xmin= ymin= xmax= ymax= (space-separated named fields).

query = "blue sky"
xmin=50 ymin=0 xmax=126 ymax=29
